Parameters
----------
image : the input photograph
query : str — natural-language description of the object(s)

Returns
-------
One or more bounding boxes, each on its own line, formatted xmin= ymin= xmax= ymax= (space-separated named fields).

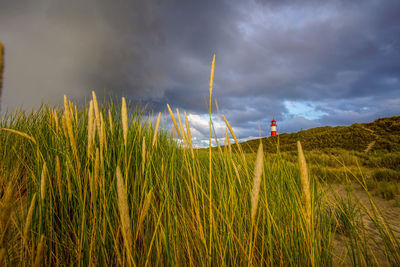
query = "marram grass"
xmin=0 ymin=95 xmax=398 ymax=266
xmin=0 ymin=65 xmax=399 ymax=266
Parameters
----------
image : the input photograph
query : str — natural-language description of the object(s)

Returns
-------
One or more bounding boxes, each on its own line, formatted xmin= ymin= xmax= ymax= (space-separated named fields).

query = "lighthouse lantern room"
xmin=271 ymin=119 xmax=277 ymax=136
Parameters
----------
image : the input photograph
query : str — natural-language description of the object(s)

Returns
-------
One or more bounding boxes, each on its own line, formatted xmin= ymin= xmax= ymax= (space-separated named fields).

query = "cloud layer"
xmin=1 ymin=0 xmax=399 ymax=145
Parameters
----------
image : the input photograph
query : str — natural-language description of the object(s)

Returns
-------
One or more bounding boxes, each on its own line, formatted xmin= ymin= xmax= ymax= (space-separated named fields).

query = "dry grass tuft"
xmin=23 ymin=193 xmax=37 ymax=243
xmin=135 ymin=190 xmax=152 ymax=242
xmin=297 ymin=141 xmax=311 ymax=228
xmin=0 ymin=128 xmax=37 ymax=145
xmin=33 ymin=235 xmax=45 ymax=267
xmin=64 ymin=95 xmax=77 ymax=155
xmin=92 ymin=91 xmax=101 ymax=135
xmin=40 ymin=162 xmax=47 ymax=201
xmin=0 ymin=182 xmax=14 ymax=246
xmin=121 ymin=97 xmax=128 ymax=148
xmin=87 ymin=100 xmax=94 ymax=156
xmin=55 ymin=156 xmax=62 ymax=202
xmin=108 ymin=109 xmax=114 ymax=136
xmin=167 ymin=104 xmax=182 ymax=139
xmin=116 ymin=166 xmax=134 ymax=264
xmin=152 ymin=112 xmax=161 ymax=147
xmin=251 ymin=142 xmax=264 ymax=226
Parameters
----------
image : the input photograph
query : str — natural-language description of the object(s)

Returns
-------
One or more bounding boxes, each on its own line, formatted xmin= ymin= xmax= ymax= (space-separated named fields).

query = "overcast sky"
xmin=1 ymin=0 xmax=399 ymax=146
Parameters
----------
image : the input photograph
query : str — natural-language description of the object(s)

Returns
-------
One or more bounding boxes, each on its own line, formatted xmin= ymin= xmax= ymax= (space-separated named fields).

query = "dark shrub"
xmin=372 ymin=169 xmax=400 ymax=182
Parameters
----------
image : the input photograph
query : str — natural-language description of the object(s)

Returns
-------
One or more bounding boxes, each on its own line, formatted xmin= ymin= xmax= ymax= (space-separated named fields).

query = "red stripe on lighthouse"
xmin=271 ymin=119 xmax=277 ymax=136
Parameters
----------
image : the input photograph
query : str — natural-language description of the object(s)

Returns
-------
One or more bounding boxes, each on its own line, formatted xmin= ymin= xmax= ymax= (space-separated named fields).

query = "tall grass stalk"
xmin=152 ymin=112 xmax=161 ymax=147
xmin=297 ymin=140 xmax=314 ymax=266
xmin=116 ymin=166 xmax=134 ymax=266
xmin=208 ymin=54 xmax=215 ymax=261
xmin=251 ymin=142 xmax=264 ymax=226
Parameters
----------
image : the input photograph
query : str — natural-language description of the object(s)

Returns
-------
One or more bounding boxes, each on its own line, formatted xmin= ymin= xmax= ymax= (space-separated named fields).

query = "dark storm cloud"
xmin=0 ymin=0 xmax=164 ymax=107
xmin=0 ymin=0 xmax=399 ymax=142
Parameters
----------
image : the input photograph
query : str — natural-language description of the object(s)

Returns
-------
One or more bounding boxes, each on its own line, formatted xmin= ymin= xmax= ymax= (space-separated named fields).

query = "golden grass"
xmin=208 ymin=54 xmax=216 ymax=261
xmin=115 ymin=166 xmax=134 ymax=265
xmin=0 ymin=248 xmax=5 ymax=265
xmin=0 ymin=55 xmax=399 ymax=266
xmin=176 ymin=108 xmax=187 ymax=146
xmin=108 ymin=109 xmax=114 ymax=136
xmin=64 ymin=95 xmax=77 ymax=156
xmin=209 ymin=54 xmax=215 ymax=100
xmin=55 ymin=156 xmax=62 ymax=202
xmin=251 ymin=142 xmax=264 ymax=226
xmin=135 ymin=190 xmax=152 ymax=242
xmin=40 ymin=162 xmax=47 ymax=201
xmin=92 ymin=91 xmax=101 ymax=135
xmin=297 ymin=141 xmax=311 ymax=227
xmin=121 ymin=97 xmax=128 ymax=148
xmin=0 ymin=181 xmax=13 ymax=243
xmin=142 ymin=136 xmax=146 ymax=175
xmin=184 ymin=111 xmax=194 ymax=157
xmin=167 ymin=104 xmax=182 ymax=139
xmin=87 ymin=100 xmax=94 ymax=156
xmin=33 ymin=235 xmax=45 ymax=267
xmin=152 ymin=112 xmax=161 ymax=147
xmin=23 ymin=193 xmax=37 ymax=244
xmin=0 ymin=128 xmax=37 ymax=145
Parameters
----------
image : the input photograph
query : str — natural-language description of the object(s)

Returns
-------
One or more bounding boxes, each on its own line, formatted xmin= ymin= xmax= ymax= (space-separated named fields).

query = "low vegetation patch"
xmin=0 ymin=94 xmax=399 ymax=265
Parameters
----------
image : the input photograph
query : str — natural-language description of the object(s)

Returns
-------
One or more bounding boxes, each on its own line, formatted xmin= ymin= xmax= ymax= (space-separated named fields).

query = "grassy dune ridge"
xmin=234 ymin=116 xmax=400 ymax=202
xmin=240 ymin=116 xmax=400 ymax=153
xmin=0 ymin=93 xmax=399 ymax=266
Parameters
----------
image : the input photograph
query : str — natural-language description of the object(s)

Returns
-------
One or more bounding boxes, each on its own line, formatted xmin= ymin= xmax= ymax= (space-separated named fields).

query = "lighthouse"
xmin=271 ymin=119 xmax=277 ymax=136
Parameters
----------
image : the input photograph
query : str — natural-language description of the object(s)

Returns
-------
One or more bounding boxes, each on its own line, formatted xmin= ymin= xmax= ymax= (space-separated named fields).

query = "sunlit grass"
xmin=0 ymin=57 xmax=399 ymax=265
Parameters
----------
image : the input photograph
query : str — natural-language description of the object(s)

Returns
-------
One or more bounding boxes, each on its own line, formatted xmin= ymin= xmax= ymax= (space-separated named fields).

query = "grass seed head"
xmin=167 ymin=104 xmax=182 ymax=139
xmin=142 ymin=136 xmax=146 ymax=175
xmin=53 ymin=110 xmax=59 ymax=132
xmin=23 ymin=193 xmax=37 ymax=242
xmin=152 ymin=112 xmax=161 ymax=147
xmin=87 ymin=100 xmax=94 ymax=156
xmin=63 ymin=95 xmax=77 ymax=154
xmin=135 ymin=190 xmax=152 ymax=241
xmin=184 ymin=111 xmax=195 ymax=157
xmin=121 ymin=97 xmax=128 ymax=148
xmin=40 ymin=162 xmax=47 ymax=201
xmin=184 ymin=112 xmax=192 ymax=146
xmin=33 ymin=235 xmax=45 ymax=267
xmin=108 ymin=109 xmax=114 ymax=136
xmin=116 ymin=166 xmax=133 ymax=259
xmin=176 ymin=108 xmax=187 ymax=144
xmin=222 ymin=115 xmax=239 ymax=146
xmin=92 ymin=91 xmax=101 ymax=133
xmin=99 ymin=113 xmax=105 ymax=152
xmin=251 ymin=142 xmax=264 ymax=226
xmin=55 ymin=156 xmax=62 ymax=202
xmin=231 ymin=159 xmax=242 ymax=186
xmin=297 ymin=141 xmax=311 ymax=228
xmin=209 ymin=54 xmax=216 ymax=100
xmin=61 ymin=115 xmax=68 ymax=140
xmin=0 ymin=128 xmax=37 ymax=145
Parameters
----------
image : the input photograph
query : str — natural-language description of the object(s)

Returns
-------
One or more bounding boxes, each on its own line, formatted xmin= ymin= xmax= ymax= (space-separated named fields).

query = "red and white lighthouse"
xmin=270 ymin=119 xmax=277 ymax=136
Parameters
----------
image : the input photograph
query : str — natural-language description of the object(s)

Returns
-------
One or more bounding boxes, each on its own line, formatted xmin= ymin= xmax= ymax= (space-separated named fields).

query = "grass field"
xmin=0 ymin=92 xmax=399 ymax=266
xmin=0 ymin=56 xmax=399 ymax=265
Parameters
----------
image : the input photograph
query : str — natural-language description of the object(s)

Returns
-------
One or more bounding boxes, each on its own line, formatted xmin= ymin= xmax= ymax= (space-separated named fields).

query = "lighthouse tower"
xmin=271 ymin=119 xmax=277 ymax=136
